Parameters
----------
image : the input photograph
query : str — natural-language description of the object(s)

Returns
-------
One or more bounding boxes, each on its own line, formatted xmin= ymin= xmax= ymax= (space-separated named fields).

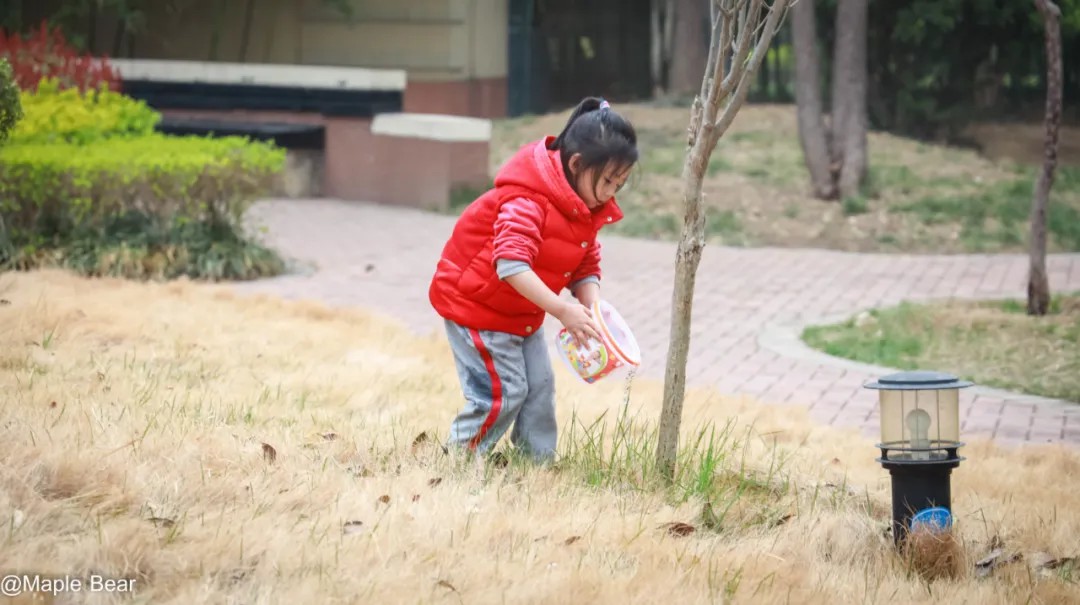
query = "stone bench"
xmin=369 ymin=113 xmax=492 ymax=211
xmin=110 ymin=59 xmax=491 ymax=208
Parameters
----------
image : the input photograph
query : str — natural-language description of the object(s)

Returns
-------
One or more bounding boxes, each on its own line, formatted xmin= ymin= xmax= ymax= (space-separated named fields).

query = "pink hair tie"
xmin=599 ymin=99 xmax=610 ymax=111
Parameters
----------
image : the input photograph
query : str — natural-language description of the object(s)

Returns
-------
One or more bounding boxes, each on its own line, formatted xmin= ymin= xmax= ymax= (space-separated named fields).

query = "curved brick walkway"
xmin=233 ymin=198 xmax=1080 ymax=448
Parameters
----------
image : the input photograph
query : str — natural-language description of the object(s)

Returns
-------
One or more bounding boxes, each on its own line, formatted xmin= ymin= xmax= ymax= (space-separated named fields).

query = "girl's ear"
xmin=567 ymin=152 xmax=583 ymax=177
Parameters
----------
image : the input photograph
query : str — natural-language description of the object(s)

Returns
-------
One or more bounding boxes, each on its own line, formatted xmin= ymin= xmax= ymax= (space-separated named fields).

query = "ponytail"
xmin=547 ymin=96 xmax=638 ymax=183
xmin=549 ymin=96 xmax=605 ymax=152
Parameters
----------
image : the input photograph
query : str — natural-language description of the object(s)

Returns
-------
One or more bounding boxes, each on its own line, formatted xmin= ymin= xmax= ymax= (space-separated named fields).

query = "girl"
xmin=428 ymin=96 xmax=638 ymax=463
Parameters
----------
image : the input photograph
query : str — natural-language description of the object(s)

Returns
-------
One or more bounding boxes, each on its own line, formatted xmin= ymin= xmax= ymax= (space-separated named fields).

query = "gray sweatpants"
xmin=443 ymin=319 xmax=557 ymax=462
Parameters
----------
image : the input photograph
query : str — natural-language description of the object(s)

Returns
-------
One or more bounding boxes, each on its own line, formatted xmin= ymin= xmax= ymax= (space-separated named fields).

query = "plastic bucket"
xmin=555 ymin=299 xmax=641 ymax=384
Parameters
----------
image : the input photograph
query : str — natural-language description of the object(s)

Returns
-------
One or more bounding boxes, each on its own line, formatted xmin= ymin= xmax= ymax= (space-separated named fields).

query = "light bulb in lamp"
xmin=906 ymin=408 xmax=931 ymax=460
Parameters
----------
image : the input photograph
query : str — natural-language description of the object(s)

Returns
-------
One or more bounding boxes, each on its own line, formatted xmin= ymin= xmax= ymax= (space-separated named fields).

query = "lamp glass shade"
xmin=879 ymin=387 xmax=960 ymax=447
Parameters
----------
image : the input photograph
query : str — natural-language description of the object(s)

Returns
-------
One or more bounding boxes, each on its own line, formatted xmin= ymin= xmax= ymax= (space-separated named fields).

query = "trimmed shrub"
xmin=0 ymin=63 xmax=286 ymax=282
xmin=0 ymin=22 xmax=120 ymax=92
xmin=13 ymin=77 xmax=158 ymax=144
xmin=0 ymin=134 xmax=287 ymax=281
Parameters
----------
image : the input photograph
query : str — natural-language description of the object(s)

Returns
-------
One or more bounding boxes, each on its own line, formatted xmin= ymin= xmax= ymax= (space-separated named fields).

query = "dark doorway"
xmin=508 ymin=0 xmax=653 ymax=116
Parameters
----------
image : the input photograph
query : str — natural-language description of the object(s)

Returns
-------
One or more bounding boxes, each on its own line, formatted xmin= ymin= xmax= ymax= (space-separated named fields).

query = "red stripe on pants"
xmin=467 ymin=329 xmax=503 ymax=450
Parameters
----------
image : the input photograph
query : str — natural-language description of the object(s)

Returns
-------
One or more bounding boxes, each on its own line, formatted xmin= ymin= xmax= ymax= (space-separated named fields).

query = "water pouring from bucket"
xmin=555 ymin=300 xmax=641 ymax=384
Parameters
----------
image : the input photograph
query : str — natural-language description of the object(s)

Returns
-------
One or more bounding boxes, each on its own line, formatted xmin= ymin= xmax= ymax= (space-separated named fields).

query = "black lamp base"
xmin=879 ymin=458 xmax=961 ymax=546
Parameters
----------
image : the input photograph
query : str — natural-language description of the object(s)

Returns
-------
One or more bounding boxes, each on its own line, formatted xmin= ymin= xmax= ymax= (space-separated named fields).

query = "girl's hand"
xmin=556 ymin=302 xmax=602 ymax=347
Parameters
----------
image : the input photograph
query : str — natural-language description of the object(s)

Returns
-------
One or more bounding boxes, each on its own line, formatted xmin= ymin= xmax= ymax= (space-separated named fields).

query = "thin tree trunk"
xmin=657 ymin=0 xmax=790 ymax=481
xmin=1028 ymin=0 xmax=1062 ymax=316
xmin=670 ymin=0 xmax=711 ymax=95
xmin=791 ymin=0 xmax=836 ymax=199
xmin=657 ymin=118 xmax=712 ymax=481
xmin=830 ymin=0 xmax=868 ymax=199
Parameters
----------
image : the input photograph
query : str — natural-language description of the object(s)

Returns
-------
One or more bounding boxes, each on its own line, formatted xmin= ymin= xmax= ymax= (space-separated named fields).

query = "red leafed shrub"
xmin=0 ymin=22 xmax=120 ymax=92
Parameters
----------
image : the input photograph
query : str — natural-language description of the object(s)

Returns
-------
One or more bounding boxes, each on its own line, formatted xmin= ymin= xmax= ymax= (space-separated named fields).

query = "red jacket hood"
xmin=494 ymin=136 xmax=624 ymax=226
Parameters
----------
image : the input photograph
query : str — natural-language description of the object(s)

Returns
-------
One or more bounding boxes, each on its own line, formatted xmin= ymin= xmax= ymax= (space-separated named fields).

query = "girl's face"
xmin=568 ymin=155 xmax=633 ymax=210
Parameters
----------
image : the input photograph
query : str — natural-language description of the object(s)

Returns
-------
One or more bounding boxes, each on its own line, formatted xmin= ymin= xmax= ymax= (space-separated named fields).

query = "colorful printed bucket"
xmin=555 ymin=300 xmax=641 ymax=384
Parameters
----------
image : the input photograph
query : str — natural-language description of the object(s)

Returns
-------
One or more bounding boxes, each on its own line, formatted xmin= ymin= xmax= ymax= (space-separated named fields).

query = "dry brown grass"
xmin=491 ymin=103 xmax=1080 ymax=254
xmin=2 ymin=270 xmax=1079 ymax=604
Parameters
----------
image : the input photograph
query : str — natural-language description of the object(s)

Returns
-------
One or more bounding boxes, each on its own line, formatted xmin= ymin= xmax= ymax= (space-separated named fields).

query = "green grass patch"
xmin=864 ymin=164 xmax=972 ymax=199
xmin=607 ymin=201 xmax=746 ymax=245
xmin=892 ymin=167 xmax=1080 ymax=252
xmin=842 ymin=195 xmax=870 ymax=216
xmin=608 ymin=203 xmax=681 ymax=240
xmin=802 ymin=293 xmax=1080 ymax=402
xmin=489 ymin=104 xmax=1080 ymax=254
xmin=636 ymin=124 xmax=804 ymax=187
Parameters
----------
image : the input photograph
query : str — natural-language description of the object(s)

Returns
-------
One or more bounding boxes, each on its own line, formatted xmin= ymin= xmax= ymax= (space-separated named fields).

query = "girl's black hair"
xmin=548 ymin=96 xmax=638 ymax=187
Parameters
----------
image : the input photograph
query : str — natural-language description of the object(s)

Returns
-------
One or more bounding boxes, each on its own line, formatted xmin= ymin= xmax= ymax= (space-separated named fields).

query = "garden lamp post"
xmin=864 ymin=370 xmax=972 ymax=547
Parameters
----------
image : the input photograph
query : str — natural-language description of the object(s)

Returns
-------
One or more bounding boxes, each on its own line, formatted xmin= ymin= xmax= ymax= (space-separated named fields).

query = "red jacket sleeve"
xmin=493 ymin=197 xmax=545 ymax=265
xmin=571 ymin=238 xmax=602 ymax=282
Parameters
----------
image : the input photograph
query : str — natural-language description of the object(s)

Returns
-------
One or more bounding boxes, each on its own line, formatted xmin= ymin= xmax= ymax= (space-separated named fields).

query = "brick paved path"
xmin=233 ymin=198 xmax=1080 ymax=448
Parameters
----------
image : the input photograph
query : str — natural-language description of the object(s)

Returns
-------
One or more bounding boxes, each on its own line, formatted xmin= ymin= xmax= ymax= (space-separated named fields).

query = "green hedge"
xmin=0 ymin=79 xmax=289 ymax=281
xmin=0 ymin=133 xmax=287 ymax=281
xmin=2 ymin=134 xmax=283 ymax=232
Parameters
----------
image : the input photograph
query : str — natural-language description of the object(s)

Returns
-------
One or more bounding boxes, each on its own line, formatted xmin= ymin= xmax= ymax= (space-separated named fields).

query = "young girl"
xmin=428 ymin=96 xmax=638 ymax=463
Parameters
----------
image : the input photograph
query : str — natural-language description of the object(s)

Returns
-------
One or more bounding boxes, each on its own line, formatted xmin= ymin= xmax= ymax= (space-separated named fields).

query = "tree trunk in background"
xmin=669 ymin=0 xmax=711 ymax=95
xmin=1028 ymin=0 xmax=1063 ymax=316
xmin=651 ymin=0 xmax=676 ymax=96
xmin=792 ymin=0 xmax=868 ymax=201
xmin=830 ymin=0 xmax=868 ymax=199
xmin=791 ymin=0 xmax=836 ymax=199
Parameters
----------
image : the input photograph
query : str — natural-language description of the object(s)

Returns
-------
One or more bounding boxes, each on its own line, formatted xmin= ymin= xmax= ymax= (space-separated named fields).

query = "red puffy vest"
xmin=428 ymin=136 xmax=623 ymax=336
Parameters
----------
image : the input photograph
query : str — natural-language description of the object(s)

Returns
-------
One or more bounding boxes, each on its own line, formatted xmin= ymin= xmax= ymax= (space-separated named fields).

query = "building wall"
xmin=107 ymin=0 xmax=507 ymax=117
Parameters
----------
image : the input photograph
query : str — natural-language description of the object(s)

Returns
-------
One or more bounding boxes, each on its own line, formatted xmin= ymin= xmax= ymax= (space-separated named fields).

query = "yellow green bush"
xmin=12 ymin=77 xmax=159 ymax=144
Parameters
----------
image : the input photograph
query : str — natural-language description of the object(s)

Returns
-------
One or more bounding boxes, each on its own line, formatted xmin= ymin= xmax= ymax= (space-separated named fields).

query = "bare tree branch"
xmin=693 ymin=1 xmax=737 ymax=159
xmin=706 ymin=2 xmax=736 ymax=109
xmin=721 ymin=0 xmax=764 ymax=95
xmin=717 ymin=0 xmax=763 ymax=108
xmin=689 ymin=1 xmax=729 ymax=148
xmin=699 ymin=2 xmax=725 ymax=105
xmin=713 ymin=0 xmax=789 ymax=143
